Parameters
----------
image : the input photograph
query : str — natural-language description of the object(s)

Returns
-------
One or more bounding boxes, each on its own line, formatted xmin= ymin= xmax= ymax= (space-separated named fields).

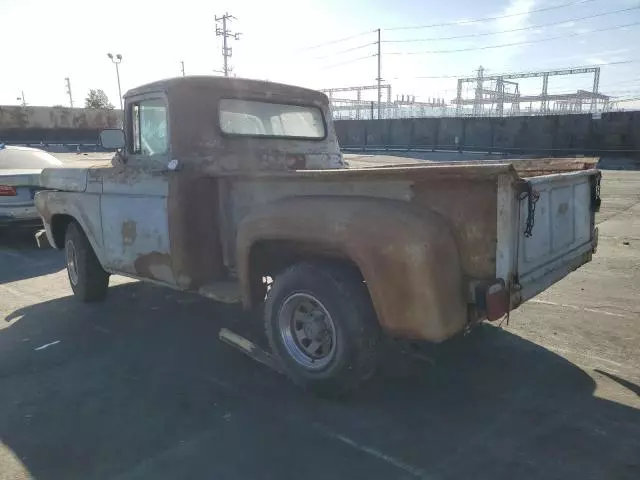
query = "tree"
xmin=85 ymin=89 xmax=114 ymax=109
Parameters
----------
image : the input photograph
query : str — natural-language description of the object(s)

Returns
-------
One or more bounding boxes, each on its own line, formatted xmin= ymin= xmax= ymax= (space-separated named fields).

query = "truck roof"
xmin=125 ymin=76 xmax=329 ymax=105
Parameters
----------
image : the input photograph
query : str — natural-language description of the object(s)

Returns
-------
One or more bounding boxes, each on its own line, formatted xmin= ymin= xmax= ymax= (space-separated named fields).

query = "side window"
xmin=129 ymin=99 xmax=168 ymax=156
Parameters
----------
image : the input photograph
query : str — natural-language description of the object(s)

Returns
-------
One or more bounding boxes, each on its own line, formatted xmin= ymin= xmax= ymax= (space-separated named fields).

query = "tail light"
xmin=486 ymin=281 xmax=509 ymax=321
xmin=0 ymin=185 xmax=17 ymax=196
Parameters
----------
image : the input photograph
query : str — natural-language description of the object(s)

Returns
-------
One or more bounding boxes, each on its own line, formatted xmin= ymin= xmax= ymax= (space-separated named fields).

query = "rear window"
xmin=0 ymin=146 xmax=63 ymax=169
xmin=219 ymin=99 xmax=326 ymax=139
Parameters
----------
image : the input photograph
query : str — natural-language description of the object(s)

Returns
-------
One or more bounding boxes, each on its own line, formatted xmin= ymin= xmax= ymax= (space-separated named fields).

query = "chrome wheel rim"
xmin=277 ymin=293 xmax=337 ymax=371
xmin=66 ymin=240 xmax=79 ymax=286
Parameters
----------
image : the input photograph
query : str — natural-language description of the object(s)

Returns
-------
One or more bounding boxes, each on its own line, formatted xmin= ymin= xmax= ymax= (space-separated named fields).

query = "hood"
xmin=39 ymin=167 xmax=88 ymax=192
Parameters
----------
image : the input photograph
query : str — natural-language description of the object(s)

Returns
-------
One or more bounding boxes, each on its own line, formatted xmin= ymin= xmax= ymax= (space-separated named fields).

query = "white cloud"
xmin=545 ymin=48 xmax=630 ymax=65
xmin=496 ymin=0 xmax=536 ymax=29
xmin=476 ymin=0 xmax=535 ymax=70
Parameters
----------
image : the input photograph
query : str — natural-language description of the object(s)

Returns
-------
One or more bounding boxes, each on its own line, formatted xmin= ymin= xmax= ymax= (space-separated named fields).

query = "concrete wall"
xmin=1 ymin=105 xmax=639 ymax=155
xmin=0 ymin=106 xmax=122 ymax=129
xmin=0 ymin=106 xmax=123 ymax=145
xmin=336 ymin=111 xmax=640 ymax=155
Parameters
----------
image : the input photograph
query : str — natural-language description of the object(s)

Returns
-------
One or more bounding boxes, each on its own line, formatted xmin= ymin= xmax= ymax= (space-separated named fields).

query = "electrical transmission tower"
xmin=65 ymin=77 xmax=73 ymax=108
xmin=453 ymin=66 xmax=606 ymax=116
xmin=215 ymin=12 xmax=241 ymax=77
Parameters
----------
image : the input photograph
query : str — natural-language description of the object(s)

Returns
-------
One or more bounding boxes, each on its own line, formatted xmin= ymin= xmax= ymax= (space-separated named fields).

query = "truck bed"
xmin=38 ymin=155 xmax=599 ymax=337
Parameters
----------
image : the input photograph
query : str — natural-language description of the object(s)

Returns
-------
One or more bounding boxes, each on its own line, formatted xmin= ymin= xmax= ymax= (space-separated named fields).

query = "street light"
xmin=107 ymin=53 xmax=123 ymax=110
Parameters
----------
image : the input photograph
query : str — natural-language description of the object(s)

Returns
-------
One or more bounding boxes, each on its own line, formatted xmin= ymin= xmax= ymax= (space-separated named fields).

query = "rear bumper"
xmin=0 ymin=204 xmax=41 ymax=227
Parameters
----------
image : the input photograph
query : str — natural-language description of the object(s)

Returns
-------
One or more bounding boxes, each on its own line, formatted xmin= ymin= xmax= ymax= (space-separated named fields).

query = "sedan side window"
xmin=130 ymin=99 xmax=168 ymax=156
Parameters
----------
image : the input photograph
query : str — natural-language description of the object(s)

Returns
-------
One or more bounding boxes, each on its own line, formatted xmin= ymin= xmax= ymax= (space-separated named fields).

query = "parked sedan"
xmin=0 ymin=144 xmax=63 ymax=228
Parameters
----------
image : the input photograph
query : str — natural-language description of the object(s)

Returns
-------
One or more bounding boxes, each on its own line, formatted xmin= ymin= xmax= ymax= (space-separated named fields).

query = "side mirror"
xmin=99 ymin=129 xmax=125 ymax=149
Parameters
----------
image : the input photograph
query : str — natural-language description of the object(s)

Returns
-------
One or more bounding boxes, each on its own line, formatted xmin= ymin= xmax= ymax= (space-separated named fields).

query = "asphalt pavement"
xmin=0 ymin=164 xmax=639 ymax=480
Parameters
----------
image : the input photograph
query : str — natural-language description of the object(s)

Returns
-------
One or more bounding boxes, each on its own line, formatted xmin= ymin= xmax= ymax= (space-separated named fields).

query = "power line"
xmin=383 ymin=0 xmax=599 ymax=31
xmin=295 ymin=30 xmax=376 ymax=52
xmin=605 ymin=87 xmax=640 ymax=95
xmin=603 ymin=76 xmax=640 ymax=87
xmin=309 ymin=42 xmax=377 ymax=61
xmin=383 ymin=5 xmax=640 ymax=43
xmin=316 ymin=54 xmax=377 ymax=70
xmin=393 ymin=60 xmax=640 ymax=80
xmin=386 ymin=21 xmax=640 ymax=55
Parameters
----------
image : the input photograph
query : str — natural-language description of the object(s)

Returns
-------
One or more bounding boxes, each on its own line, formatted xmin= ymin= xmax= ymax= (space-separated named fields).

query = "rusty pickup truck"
xmin=34 ymin=76 xmax=601 ymax=395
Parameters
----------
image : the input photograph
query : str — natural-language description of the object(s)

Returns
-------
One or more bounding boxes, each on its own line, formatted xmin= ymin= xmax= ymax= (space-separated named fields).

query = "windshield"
xmin=219 ymin=99 xmax=326 ymax=139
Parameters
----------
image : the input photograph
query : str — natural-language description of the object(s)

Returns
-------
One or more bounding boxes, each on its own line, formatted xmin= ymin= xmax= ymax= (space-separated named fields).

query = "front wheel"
xmin=265 ymin=262 xmax=380 ymax=397
xmin=65 ymin=222 xmax=109 ymax=302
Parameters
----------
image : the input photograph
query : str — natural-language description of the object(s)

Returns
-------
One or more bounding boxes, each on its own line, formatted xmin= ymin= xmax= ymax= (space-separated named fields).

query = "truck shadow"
xmin=1 ymin=282 xmax=638 ymax=479
xmin=0 ymin=228 xmax=64 ymax=284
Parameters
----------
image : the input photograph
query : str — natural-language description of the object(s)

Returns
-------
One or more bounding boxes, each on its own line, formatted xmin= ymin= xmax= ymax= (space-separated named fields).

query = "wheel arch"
xmin=50 ymin=213 xmax=75 ymax=248
xmin=237 ymin=196 xmax=469 ymax=342
xmin=35 ymin=190 xmax=106 ymax=266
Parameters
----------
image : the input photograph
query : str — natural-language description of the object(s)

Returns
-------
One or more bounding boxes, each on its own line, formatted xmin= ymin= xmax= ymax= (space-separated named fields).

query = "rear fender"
xmin=237 ymin=197 xmax=467 ymax=342
xmin=35 ymin=190 xmax=105 ymax=265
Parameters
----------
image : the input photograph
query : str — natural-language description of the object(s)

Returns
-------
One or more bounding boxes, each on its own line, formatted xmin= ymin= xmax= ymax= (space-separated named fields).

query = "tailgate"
xmin=515 ymin=169 xmax=599 ymax=303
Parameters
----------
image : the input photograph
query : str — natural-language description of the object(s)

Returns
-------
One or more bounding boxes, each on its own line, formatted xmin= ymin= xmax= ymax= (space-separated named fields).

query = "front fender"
xmin=35 ymin=190 xmax=105 ymax=265
xmin=237 ymin=196 xmax=467 ymax=342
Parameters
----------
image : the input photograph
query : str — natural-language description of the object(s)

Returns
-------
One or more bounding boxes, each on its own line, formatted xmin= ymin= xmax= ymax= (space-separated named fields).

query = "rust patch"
xmin=166 ymin=173 xmax=224 ymax=290
xmin=412 ymin=177 xmax=498 ymax=279
xmin=133 ymin=251 xmax=174 ymax=284
xmin=558 ymin=202 xmax=569 ymax=215
xmin=236 ymin=197 xmax=468 ymax=342
xmin=121 ymin=220 xmax=137 ymax=246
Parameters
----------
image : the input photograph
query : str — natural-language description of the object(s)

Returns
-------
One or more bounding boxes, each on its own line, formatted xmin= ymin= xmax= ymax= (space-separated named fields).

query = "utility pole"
xmin=16 ymin=90 xmax=26 ymax=107
xmin=473 ymin=65 xmax=484 ymax=116
xmin=65 ymin=77 xmax=74 ymax=108
xmin=541 ymin=72 xmax=549 ymax=114
xmin=591 ymin=67 xmax=600 ymax=113
xmin=215 ymin=12 xmax=241 ymax=77
xmin=180 ymin=60 xmax=185 ymax=76
xmin=376 ymin=28 xmax=382 ymax=120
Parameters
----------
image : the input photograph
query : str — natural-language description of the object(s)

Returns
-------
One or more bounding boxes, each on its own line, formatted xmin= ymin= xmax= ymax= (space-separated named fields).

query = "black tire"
xmin=265 ymin=262 xmax=380 ymax=397
xmin=64 ymin=222 xmax=109 ymax=302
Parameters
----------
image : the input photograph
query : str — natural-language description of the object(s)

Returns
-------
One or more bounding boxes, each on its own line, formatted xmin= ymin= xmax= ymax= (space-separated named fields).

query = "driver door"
xmin=100 ymin=94 xmax=176 ymax=285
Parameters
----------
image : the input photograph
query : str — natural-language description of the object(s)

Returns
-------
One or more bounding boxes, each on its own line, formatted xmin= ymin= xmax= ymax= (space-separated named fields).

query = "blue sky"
xmin=1 ymin=0 xmax=639 ymax=108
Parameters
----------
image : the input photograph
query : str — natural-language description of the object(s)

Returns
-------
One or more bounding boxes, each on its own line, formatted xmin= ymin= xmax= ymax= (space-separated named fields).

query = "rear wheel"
xmin=65 ymin=222 xmax=109 ymax=302
xmin=265 ymin=262 xmax=380 ymax=397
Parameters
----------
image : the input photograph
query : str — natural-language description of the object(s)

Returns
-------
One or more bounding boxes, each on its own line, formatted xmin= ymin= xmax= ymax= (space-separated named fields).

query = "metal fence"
xmin=330 ymin=101 xmax=632 ymax=120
